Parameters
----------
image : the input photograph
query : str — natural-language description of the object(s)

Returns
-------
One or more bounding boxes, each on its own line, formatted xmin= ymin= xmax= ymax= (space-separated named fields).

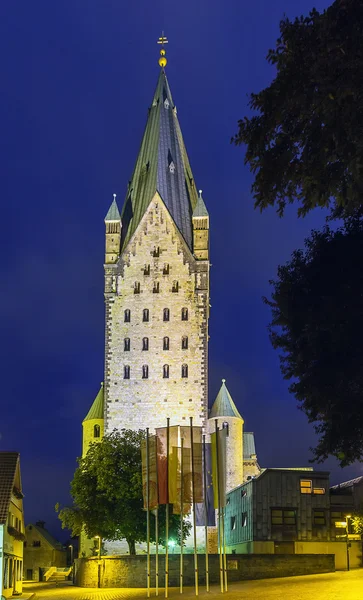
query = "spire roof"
xmin=120 ymin=70 xmax=199 ymax=252
xmin=83 ymin=383 xmax=104 ymax=422
xmin=105 ymin=195 xmax=121 ymax=221
xmin=193 ymin=190 xmax=209 ymax=218
xmin=209 ymin=380 xmax=243 ymax=420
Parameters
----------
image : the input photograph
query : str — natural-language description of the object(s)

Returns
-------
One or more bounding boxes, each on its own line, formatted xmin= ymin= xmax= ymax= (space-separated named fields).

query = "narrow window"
xmin=163 ymin=264 xmax=169 ymax=275
xmin=124 ymin=338 xmax=130 ymax=351
xmin=163 ymin=365 xmax=169 ymax=379
xmin=142 ymin=365 xmax=149 ymax=379
xmin=241 ymin=512 xmax=247 ymax=527
xmin=142 ymin=337 xmax=149 ymax=351
xmin=230 ymin=516 xmax=236 ymax=530
xmin=182 ymin=364 xmax=188 ymax=378
xmin=181 ymin=336 xmax=188 ymax=350
xmin=313 ymin=510 xmax=326 ymax=526
xmin=163 ymin=308 xmax=170 ymax=322
xmin=181 ymin=307 xmax=188 ymax=321
xmin=124 ymin=309 xmax=131 ymax=323
xmin=223 ymin=422 xmax=229 ymax=437
xmin=124 ymin=365 xmax=130 ymax=379
xmin=153 ymin=282 xmax=160 ymax=293
xmin=300 ymin=480 xmax=312 ymax=494
xmin=172 ymin=281 xmax=179 ymax=293
xmin=134 ymin=282 xmax=140 ymax=294
xmin=153 ymin=246 xmax=160 ymax=257
xmin=144 ymin=264 xmax=150 ymax=276
xmin=143 ymin=309 xmax=149 ymax=322
xmin=163 ymin=336 xmax=170 ymax=350
xmin=94 ymin=424 xmax=100 ymax=438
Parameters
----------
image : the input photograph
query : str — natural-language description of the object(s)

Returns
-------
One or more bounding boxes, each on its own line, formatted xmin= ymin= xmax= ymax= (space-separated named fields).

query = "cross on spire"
xmin=157 ymin=32 xmax=168 ymax=68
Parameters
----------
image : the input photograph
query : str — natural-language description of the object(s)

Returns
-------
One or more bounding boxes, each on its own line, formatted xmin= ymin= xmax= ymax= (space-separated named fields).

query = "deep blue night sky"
xmin=1 ymin=0 xmax=360 ymax=540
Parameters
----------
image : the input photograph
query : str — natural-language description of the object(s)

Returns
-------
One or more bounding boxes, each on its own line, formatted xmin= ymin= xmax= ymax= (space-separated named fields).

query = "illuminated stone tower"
xmin=103 ymin=46 xmax=210 ymax=435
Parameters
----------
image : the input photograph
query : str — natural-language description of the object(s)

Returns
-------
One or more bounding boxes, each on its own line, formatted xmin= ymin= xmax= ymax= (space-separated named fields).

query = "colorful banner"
xmin=196 ymin=442 xmax=215 ymax=526
xmin=141 ymin=435 xmax=158 ymax=510
xmin=156 ymin=427 xmax=168 ymax=504
xmin=211 ymin=428 xmax=227 ymax=509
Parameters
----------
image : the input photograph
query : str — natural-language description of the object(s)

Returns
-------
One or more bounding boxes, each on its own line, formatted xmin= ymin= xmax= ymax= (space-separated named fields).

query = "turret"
xmin=192 ymin=190 xmax=209 ymax=260
xmin=208 ymin=379 xmax=244 ymax=491
xmin=82 ymin=383 xmax=104 ymax=457
xmin=104 ymin=194 xmax=121 ymax=264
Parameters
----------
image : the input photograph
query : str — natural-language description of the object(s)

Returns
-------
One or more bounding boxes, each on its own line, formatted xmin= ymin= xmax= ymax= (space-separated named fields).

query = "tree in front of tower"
xmin=57 ymin=429 xmax=191 ymax=555
xmin=233 ymin=0 xmax=363 ymax=219
xmin=264 ymin=214 xmax=363 ymax=467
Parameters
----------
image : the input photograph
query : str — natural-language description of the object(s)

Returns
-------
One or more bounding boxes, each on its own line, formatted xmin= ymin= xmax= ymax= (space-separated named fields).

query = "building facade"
xmin=24 ymin=521 xmax=67 ymax=582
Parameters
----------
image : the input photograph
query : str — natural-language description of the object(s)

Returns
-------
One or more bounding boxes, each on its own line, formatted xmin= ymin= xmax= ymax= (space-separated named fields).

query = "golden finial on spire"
xmin=157 ymin=32 xmax=168 ymax=68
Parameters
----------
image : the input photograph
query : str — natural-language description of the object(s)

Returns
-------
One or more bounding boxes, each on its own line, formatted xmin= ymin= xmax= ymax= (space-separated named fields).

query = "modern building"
xmin=0 ymin=452 xmax=25 ymax=598
xmin=24 ymin=521 xmax=67 ymax=582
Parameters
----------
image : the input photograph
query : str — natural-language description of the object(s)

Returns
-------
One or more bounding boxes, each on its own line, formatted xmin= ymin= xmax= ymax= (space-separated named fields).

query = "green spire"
xmin=83 ymin=383 xmax=104 ymax=422
xmin=209 ymin=379 xmax=243 ymax=419
xmin=193 ymin=190 xmax=209 ymax=218
xmin=105 ymin=194 xmax=121 ymax=221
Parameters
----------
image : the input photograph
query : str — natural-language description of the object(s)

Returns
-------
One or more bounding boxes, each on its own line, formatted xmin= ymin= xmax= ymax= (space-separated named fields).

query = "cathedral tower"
xmin=103 ymin=63 xmax=210 ymax=435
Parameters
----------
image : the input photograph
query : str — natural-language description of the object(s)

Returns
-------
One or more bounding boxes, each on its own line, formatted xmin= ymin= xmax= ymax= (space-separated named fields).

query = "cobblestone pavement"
xmin=23 ymin=570 xmax=363 ymax=600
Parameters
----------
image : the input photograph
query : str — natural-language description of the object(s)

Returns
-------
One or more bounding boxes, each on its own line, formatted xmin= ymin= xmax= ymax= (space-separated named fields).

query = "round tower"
xmin=82 ymin=382 xmax=105 ymax=457
xmin=208 ymin=379 xmax=244 ymax=492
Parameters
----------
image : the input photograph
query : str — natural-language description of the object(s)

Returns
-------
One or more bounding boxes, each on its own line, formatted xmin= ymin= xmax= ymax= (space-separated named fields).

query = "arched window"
xmin=181 ymin=307 xmax=188 ymax=321
xmin=153 ymin=282 xmax=160 ymax=293
xmin=163 ymin=264 xmax=169 ymax=275
xmin=181 ymin=364 xmax=188 ymax=378
xmin=163 ymin=308 xmax=170 ymax=322
xmin=153 ymin=246 xmax=160 ymax=257
xmin=142 ymin=365 xmax=149 ymax=379
xmin=163 ymin=336 xmax=170 ymax=350
xmin=124 ymin=309 xmax=131 ymax=323
xmin=142 ymin=337 xmax=149 ymax=351
xmin=163 ymin=365 xmax=169 ymax=379
xmin=124 ymin=338 xmax=130 ymax=351
xmin=134 ymin=282 xmax=140 ymax=294
xmin=172 ymin=281 xmax=179 ymax=293
xmin=124 ymin=365 xmax=130 ymax=379
xmin=94 ymin=424 xmax=100 ymax=438
xmin=182 ymin=336 xmax=188 ymax=350
xmin=143 ymin=309 xmax=149 ymax=322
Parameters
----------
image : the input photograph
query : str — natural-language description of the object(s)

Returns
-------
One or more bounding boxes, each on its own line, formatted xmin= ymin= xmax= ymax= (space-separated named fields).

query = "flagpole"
xmin=202 ymin=434 xmax=209 ymax=592
xmin=190 ymin=417 xmax=199 ymax=597
xmin=155 ymin=439 xmax=159 ymax=598
xmin=215 ymin=419 xmax=224 ymax=593
xmin=165 ymin=418 xmax=170 ymax=599
xmin=180 ymin=436 xmax=184 ymax=594
xmin=146 ymin=428 xmax=151 ymax=598
xmin=222 ymin=507 xmax=228 ymax=592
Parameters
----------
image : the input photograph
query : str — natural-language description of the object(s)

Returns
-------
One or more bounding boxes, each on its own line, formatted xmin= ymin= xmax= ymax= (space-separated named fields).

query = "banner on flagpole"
xmin=141 ymin=435 xmax=158 ymax=510
xmin=196 ymin=442 xmax=215 ymax=526
xmin=211 ymin=428 xmax=227 ymax=509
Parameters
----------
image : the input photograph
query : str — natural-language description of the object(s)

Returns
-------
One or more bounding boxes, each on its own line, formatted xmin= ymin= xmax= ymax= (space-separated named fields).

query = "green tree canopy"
xmin=57 ymin=429 xmax=190 ymax=555
xmin=264 ymin=215 xmax=363 ymax=466
xmin=233 ymin=0 xmax=363 ymax=218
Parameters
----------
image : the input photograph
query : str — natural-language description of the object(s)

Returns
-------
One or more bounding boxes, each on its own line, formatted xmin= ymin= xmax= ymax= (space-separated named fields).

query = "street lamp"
xmin=94 ymin=536 xmax=101 ymax=559
xmin=68 ymin=544 xmax=73 ymax=565
xmin=345 ymin=515 xmax=352 ymax=571
xmin=168 ymin=539 xmax=176 ymax=554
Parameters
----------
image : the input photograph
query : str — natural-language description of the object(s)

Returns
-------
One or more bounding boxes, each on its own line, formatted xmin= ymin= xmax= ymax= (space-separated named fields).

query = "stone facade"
xmin=104 ymin=193 xmax=209 ymax=434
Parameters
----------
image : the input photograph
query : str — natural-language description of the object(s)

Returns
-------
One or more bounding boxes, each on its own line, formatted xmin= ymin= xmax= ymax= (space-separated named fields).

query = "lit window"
xmin=144 ymin=264 xmax=150 ymax=276
xmin=163 ymin=365 xmax=169 ymax=379
xmin=300 ymin=480 xmax=312 ymax=494
xmin=241 ymin=512 xmax=247 ymax=527
xmin=163 ymin=337 xmax=170 ymax=350
xmin=142 ymin=337 xmax=149 ymax=351
xmin=313 ymin=510 xmax=326 ymax=526
xmin=181 ymin=364 xmax=188 ymax=378
xmin=172 ymin=281 xmax=179 ymax=293
xmin=134 ymin=282 xmax=140 ymax=294
xmin=153 ymin=282 xmax=160 ymax=293
xmin=163 ymin=308 xmax=170 ymax=322
xmin=124 ymin=366 xmax=130 ymax=379
xmin=124 ymin=338 xmax=130 ymax=351
xmin=163 ymin=264 xmax=169 ymax=275
xmin=94 ymin=425 xmax=100 ymax=438
xmin=313 ymin=487 xmax=325 ymax=495
xmin=230 ymin=516 xmax=236 ymax=530
xmin=181 ymin=307 xmax=188 ymax=321
xmin=182 ymin=336 xmax=188 ymax=349
xmin=142 ymin=365 xmax=149 ymax=379
xmin=143 ymin=309 xmax=149 ymax=322
xmin=124 ymin=309 xmax=131 ymax=323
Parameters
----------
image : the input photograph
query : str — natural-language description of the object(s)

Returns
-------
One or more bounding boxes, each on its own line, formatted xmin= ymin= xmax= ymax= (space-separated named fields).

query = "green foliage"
xmin=57 ymin=429 xmax=191 ymax=554
xmin=264 ymin=215 xmax=363 ymax=465
xmin=233 ymin=0 xmax=363 ymax=218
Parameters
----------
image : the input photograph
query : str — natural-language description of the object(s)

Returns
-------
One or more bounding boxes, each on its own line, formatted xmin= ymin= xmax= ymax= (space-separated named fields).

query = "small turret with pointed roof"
xmin=82 ymin=383 xmax=104 ymax=456
xmin=209 ymin=379 xmax=242 ymax=420
xmin=105 ymin=194 xmax=121 ymax=264
xmin=192 ymin=189 xmax=209 ymax=260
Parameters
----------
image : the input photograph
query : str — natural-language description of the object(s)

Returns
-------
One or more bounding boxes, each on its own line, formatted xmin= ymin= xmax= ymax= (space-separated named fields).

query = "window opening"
xmin=181 ymin=307 xmax=188 ymax=321
xmin=143 ymin=309 xmax=150 ymax=322
xmin=163 ymin=337 xmax=170 ymax=350
xmin=163 ymin=365 xmax=169 ymax=379
xmin=182 ymin=364 xmax=188 ymax=378
xmin=124 ymin=338 xmax=130 ymax=351
xmin=142 ymin=365 xmax=149 ymax=379
xmin=163 ymin=308 xmax=170 ymax=322
xmin=124 ymin=365 xmax=130 ymax=379
xmin=182 ymin=336 xmax=188 ymax=349
xmin=124 ymin=309 xmax=131 ymax=323
xmin=142 ymin=337 xmax=149 ymax=351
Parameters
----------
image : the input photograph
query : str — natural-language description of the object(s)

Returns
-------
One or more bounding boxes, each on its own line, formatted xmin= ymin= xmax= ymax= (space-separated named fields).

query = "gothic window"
xmin=172 ymin=281 xmax=179 ymax=293
xmin=223 ymin=422 xmax=229 ymax=437
xmin=124 ymin=338 xmax=130 ymax=351
xmin=181 ymin=307 xmax=188 ymax=321
xmin=153 ymin=246 xmax=160 ymax=257
xmin=163 ymin=336 xmax=170 ymax=350
xmin=124 ymin=366 xmax=130 ymax=379
xmin=163 ymin=364 xmax=169 ymax=379
xmin=142 ymin=337 xmax=149 ymax=351
xmin=134 ymin=282 xmax=140 ymax=294
xmin=153 ymin=282 xmax=160 ymax=293
xmin=94 ymin=424 xmax=100 ymax=438
xmin=143 ymin=309 xmax=149 ymax=322
xmin=144 ymin=264 xmax=150 ymax=276
xmin=163 ymin=263 xmax=169 ymax=275
xmin=181 ymin=364 xmax=188 ymax=378
xmin=164 ymin=98 xmax=170 ymax=109
xmin=181 ymin=336 xmax=188 ymax=350
xmin=142 ymin=365 xmax=149 ymax=379
xmin=124 ymin=309 xmax=131 ymax=323
xmin=163 ymin=308 xmax=170 ymax=322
